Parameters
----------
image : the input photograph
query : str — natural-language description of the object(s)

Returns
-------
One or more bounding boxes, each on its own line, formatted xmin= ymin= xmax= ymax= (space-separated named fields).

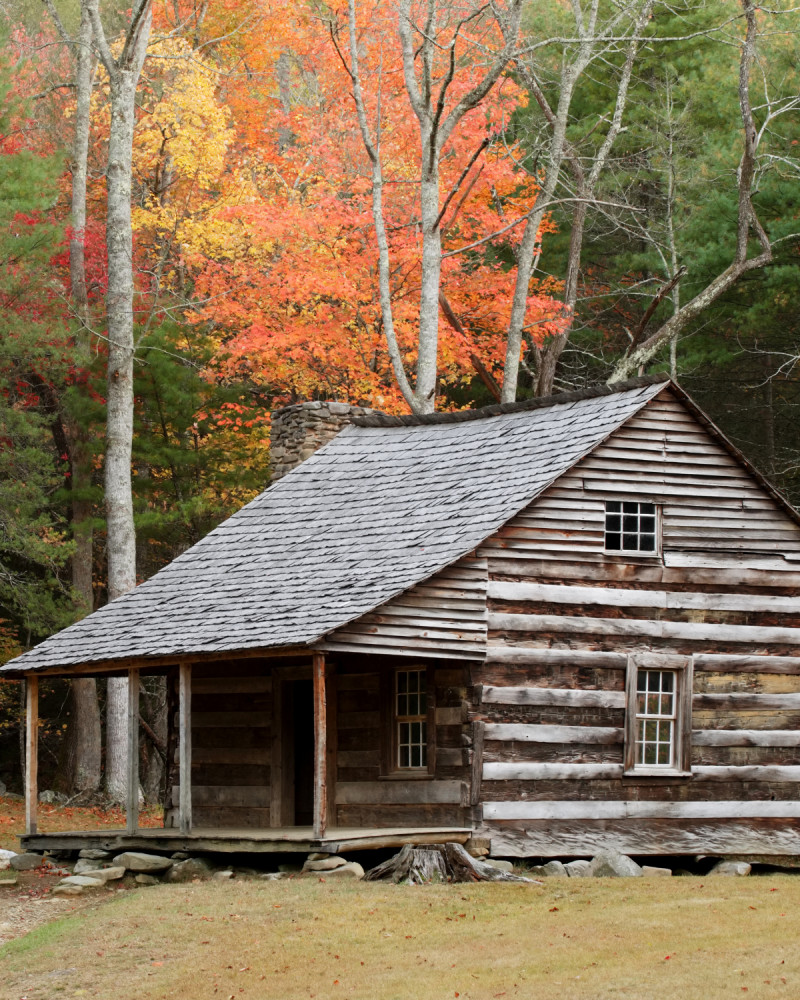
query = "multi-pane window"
xmin=635 ymin=669 xmax=676 ymax=767
xmin=396 ymin=669 xmax=427 ymax=769
xmin=605 ymin=500 xmax=657 ymax=553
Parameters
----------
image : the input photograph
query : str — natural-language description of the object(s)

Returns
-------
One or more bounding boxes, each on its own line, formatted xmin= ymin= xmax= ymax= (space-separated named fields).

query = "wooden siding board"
xmin=322 ymin=558 xmax=488 ymax=658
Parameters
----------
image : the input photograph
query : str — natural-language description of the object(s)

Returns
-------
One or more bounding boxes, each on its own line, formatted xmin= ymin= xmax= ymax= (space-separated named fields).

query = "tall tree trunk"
xmin=43 ymin=0 xmax=103 ymax=796
xmin=104 ymin=66 xmax=140 ymax=803
xmin=88 ymin=0 xmax=153 ymax=802
xmin=416 ymin=153 xmax=442 ymax=413
xmin=69 ymin=4 xmax=102 ymax=795
xmin=69 ymin=3 xmax=92 ymax=314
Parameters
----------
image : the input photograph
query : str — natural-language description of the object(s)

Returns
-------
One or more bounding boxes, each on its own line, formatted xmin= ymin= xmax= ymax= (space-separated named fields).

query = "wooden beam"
xmin=335 ymin=780 xmax=464 ymax=805
xmin=313 ymin=651 xmax=327 ymax=839
xmin=1 ymin=646 xmax=315 ymax=680
xmin=483 ymin=799 xmax=800 ymax=821
xmin=488 ymin=612 xmax=800 ymax=646
xmin=470 ymin=721 xmax=484 ymax=806
xmin=487 ymin=820 xmax=800 ymax=858
xmin=693 ymin=729 xmax=800 ymax=747
xmin=693 ymin=692 xmax=800 ymax=710
xmin=484 ymin=723 xmax=623 ymax=744
xmin=126 ymin=669 xmax=140 ymax=836
xmin=487 ymin=580 xmax=800 ymax=614
xmin=484 ymin=647 xmax=627 ymax=669
xmin=481 ymin=685 xmax=625 ymax=709
xmin=482 ymin=762 xmax=800 ymax=782
xmin=484 ymin=762 xmax=623 ymax=781
xmin=694 ymin=654 xmax=800 ymax=675
xmin=326 ymin=660 xmax=337 ymax=830
xmin=25 ymin=676 xmax=38 ymax=836
xmin=179 ymin=662 xmax=192 ymax=835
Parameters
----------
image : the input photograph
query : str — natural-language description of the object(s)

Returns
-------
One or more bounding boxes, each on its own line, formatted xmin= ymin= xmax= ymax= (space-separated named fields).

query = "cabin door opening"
xmin=291 ymin=679 xmax=315 ymax=826
xmin=272 ymin=672 xmax=315 ymax=828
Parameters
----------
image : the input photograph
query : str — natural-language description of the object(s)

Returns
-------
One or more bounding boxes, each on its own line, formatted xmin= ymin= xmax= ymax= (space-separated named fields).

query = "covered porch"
xmin=19 ymin=648 xmax=476 ymax=852
xmin=21 ymin=651 xmax=339 ymax=844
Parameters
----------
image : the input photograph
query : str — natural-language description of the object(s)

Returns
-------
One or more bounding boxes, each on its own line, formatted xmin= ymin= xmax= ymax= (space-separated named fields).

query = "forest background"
xmin=0 ymin=0 xmax=797 ymax=805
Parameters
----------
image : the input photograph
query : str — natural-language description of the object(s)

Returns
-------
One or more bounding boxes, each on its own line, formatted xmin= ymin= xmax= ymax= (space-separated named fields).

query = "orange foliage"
xmin=144 ymin=1 xmax=565 ymax=412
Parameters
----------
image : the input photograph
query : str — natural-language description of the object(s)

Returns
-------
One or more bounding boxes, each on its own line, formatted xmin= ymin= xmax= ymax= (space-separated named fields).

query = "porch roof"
xmin=2 ymin=378 xmax=667 ymax=676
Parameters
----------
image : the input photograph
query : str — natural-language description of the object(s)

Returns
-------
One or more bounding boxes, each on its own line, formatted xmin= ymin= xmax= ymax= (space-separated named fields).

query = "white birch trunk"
xmin=89 ymin=0 xmax=152 ymax=802
xmin=416 ymin=154 xmax=442 ymax=413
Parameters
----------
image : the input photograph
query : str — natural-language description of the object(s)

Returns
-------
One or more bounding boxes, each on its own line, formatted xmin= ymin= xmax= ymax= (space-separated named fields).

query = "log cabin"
xmin=4 ymin=375 xmax=800 ymax=860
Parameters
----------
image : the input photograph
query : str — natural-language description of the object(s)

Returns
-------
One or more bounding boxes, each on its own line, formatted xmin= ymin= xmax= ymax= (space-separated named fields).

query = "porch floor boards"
xmin=20 ymin=826 xmax=474 ymax=855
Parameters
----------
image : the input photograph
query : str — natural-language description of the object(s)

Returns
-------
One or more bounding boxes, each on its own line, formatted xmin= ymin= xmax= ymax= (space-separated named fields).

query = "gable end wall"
xmin=473 ymin=389 xmax=800 ymax=856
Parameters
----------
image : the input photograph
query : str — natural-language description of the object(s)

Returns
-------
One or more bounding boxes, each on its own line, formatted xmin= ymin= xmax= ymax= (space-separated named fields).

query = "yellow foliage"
xmin=131 ymin=38 xmax=235 ymax=276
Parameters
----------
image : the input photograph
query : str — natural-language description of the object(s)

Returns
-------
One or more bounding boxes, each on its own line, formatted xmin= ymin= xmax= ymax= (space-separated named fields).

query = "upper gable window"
xmin=605 ymin=501 xmax=658 ymax=554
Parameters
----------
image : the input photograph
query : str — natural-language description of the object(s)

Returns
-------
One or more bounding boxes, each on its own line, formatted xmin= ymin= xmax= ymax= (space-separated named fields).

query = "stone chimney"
xmin=269 ymin=400 xmax=376 ymax=481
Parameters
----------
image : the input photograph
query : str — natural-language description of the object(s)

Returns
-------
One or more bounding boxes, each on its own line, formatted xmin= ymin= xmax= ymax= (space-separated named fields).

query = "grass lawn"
xmin=0 ymin=795 xmax=163 ymax=852
xmin=2 ymin=874 xmax=799 ymax=1000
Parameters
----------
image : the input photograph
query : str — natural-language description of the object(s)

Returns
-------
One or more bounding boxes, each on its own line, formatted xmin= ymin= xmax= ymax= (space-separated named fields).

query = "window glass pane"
xmin=396 ymin=670 xmax=427 ymax=768
xmin=634 ymin=670 xmax=678 ymax=769
xmin=606 ymin=501 xmax=659 ymax=553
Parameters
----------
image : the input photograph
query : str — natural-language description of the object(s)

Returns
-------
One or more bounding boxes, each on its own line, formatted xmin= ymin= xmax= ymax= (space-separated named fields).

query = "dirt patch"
xmin=0 ymin=866 xmax=123 ymax=946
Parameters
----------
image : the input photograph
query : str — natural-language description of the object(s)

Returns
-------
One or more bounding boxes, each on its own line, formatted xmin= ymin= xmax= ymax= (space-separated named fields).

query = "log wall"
xmin=168 ymin=659 xmax=274 ymax=830
xmin=331 ymin=655 xmax=471 ymax=828
xmin=473 ymin=389 xmax=800 ymax=856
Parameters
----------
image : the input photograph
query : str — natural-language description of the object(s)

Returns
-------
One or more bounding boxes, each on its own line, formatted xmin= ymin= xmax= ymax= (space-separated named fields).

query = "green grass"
xmin=2 ymin=875 xmax=800 ymax=999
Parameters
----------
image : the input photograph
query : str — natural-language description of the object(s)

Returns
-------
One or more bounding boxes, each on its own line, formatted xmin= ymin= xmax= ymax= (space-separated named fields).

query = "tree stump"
xmin=363 ymin=843 xmax=534 ymax=884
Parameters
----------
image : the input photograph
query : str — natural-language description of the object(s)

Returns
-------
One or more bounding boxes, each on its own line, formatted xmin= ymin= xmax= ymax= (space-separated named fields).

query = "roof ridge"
xmin=351 ymin=375 xmax=670 ymax=427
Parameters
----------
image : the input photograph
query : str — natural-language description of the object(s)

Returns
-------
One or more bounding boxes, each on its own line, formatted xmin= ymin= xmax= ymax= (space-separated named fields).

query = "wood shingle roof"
xmin=2 ymin=378 xmax=669 ymax=675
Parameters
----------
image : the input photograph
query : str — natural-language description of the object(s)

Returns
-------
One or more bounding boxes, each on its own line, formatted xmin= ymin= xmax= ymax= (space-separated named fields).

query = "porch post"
xmin=312 ymin=652 xmax=327 ymax=839
xmin=126 ymin=668 xmax=140 ymax=835
xmin=178 ymin=661 xmax=192 ymax=834
xmin=25 ymin=675 xmax=38 ymax=835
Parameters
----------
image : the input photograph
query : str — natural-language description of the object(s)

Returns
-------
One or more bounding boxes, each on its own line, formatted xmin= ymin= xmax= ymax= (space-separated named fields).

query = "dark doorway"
xmin=291 ymin=679 xmax=315 ymax=826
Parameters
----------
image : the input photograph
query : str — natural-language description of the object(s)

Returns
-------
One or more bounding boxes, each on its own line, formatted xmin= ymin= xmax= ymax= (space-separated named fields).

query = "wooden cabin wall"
xmin=331 ymin=655 xmax=472 ymax=828
xmin=473 ymin=390 xmax=800 ymax=857
xmin=168 ymin=659 xmax=273 ymax=829
xmin=320 ymin=558 xmax=488 ymax=660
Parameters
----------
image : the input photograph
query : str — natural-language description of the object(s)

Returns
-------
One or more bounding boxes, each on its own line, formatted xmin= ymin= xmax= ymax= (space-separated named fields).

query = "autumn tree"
xmin=0 ymin=45 xmax=78 ymax=648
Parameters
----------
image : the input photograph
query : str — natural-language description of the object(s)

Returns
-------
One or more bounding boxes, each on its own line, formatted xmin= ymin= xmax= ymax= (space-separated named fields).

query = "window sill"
xmin=604 ymin=552 xmax=663 ymax=562
xmin=379 ymin=771 xmax=435 ymax=781
xmin=623 ymin=768 xmax=692 ymax=779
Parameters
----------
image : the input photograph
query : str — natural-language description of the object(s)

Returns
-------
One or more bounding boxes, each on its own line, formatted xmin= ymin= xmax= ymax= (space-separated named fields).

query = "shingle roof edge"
xmin=350 ymin=375 xmax=668 ymax=427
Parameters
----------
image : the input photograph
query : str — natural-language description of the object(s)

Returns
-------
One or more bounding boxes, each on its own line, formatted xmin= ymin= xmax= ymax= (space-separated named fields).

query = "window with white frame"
xmin=605 ymin=500 xmax=658 ymax=554
xmin=396 ymin=668 xmax=427 ymax=769
xmin=624 ymin=654 xmax=692 ymax=775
